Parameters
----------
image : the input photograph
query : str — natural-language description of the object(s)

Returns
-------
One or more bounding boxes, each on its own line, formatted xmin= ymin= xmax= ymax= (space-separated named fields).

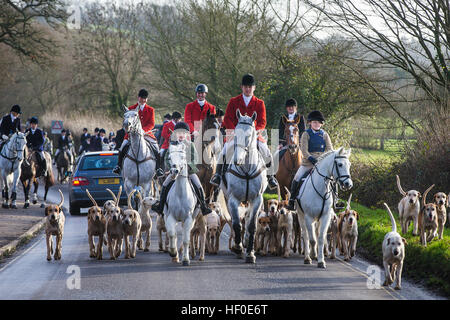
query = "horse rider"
xmin=157 ymin=113 xmax=172 ymax=146
xmin=286 ymin=110 xmax=333 ymax=210
xmin=274 ymin=98 xmax=306 ymax=161
xmin=25 ymin=117 xmax=47 ymax=176
xmin=184 ymin=84 xmax=216 ymax=138
xmin=43 ymin=131 xmax=53 ymax=157
xmin=215 ymin=108 xmax=226 ymax=139
xmin=113 ymin=88 xmax=164 ymax=177
xmin=53 ymin=129 xmax=75 ymax=169
xmin=79 ymin=128 xmax=90 ymax=155
xmin=210 ymin=74 xmax=278 ymax=190
xmin=114 ymin=127 xmax=125 ymax=151
xmin=92 ymin=128 xmax=108 ymax=151
xmin=151 ymin=121 xmax=212 ymax=216
xmin=0 ymin=104 xmax=22 ymax=151
xmin=159 ymin=111 xmax=182 ymax=171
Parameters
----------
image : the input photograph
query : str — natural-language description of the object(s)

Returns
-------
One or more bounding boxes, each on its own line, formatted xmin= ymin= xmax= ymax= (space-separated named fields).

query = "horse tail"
xmin=383 ymin=203 xmax=397 ymax=233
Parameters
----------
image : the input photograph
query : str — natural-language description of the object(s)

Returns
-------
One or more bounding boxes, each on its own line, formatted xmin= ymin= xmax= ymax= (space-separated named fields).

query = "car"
xmin=69 ymin=151 xmax=128 ymax=215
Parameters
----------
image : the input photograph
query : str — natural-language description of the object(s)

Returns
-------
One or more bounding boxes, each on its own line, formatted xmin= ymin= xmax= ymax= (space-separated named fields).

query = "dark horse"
xmin=56 ymin=146 xmax=71 ymax=184
xmin=196 ymin=110 xmax=221 ymax=204
xmin=21 ymin=147 xmax=55 ymax=208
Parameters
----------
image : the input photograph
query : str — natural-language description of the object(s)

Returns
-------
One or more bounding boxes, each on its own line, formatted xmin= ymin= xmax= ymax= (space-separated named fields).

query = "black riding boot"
xmin=287 ymin=179 xmax=301 ymax=211
xmin=113 ymin=144 xmax=129 ymax=175
xmin=192 ymin=183 xmax=212 ymax=216
xmin=154 ymin=151 xmax=164 ymax=178
xmin=210 ymin=163 xmax=223 ymax=187
xmin=151 ymin=181 xmax=172 ymax=215
xmin=266 ymin=161 xmax=278 ymax=190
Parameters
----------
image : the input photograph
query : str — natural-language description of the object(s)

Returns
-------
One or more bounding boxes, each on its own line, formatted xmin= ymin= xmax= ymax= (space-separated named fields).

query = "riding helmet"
xmin=171 ymin=111 xmax=182 ymax=120
xmin=174 ymin=122 xmax=190 ymax=132
xmin=215 ymin=109 xmax=225 ymax=117
xmin=29 ymin=117 xmax=38 ymax=124
xmin=307 ymin=110 xmax=325 ymax=123
xmin=138 ymin=88 xmax=149 ymax=99
xmin=99 ymin=128 xmax=106 ymax=134
xmin=285 ymin=98 xmax=297 ymax=107
xmin=241 ymin=74 xmax=255 ymax=86
xmin=195 ymin=84 xmax=208 ymax=93
xmin=164 ymin=113 xmax=172 ymax=120
xmin=10 ymin=105 xmax=21 ymax=114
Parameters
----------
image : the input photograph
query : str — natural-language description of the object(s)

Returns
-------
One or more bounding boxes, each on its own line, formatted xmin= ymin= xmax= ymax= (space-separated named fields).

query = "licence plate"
xmin=98 ymin=178 xmax=120 ymax=185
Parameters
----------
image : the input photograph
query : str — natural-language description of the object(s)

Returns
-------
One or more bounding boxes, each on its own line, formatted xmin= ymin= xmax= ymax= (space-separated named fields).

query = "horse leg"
xmin=42 ymin=181 xmax=50 ymax=209
xmin=317 ymin=215 xmax=331 ymax=269
xmin=228 ymin=196 xmax=243 ymax=257
xmin=22 ymin=180 xmax=30 ymax=209
xmin=166 ymin=215 xmax=178 ymax=262
xmin=245 ymin=196 xmax=262 ymax=264
xmin=182 ymin=215 xmax=194 ymax=266
xmin=298 ymin=211 xmax=311 ymax=264
xmin=32 ymin=179 xmax=38 ymax=204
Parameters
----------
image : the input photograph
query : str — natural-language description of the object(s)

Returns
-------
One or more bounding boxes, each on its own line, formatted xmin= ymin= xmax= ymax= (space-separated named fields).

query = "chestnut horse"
xmin=275 ymin=115 xmax=302 ymax=200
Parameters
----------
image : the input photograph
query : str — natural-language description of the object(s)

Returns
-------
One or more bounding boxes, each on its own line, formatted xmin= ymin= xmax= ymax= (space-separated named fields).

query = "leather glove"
xmin=308 ymin=156 xmax=318 ymax=165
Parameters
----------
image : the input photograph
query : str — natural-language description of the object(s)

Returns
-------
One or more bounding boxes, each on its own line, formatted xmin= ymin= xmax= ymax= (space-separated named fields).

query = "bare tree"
xmin=0 ymin=0 xmax=68 ymax=63
xmin=305 ymin=0 xmax=450 ymax=106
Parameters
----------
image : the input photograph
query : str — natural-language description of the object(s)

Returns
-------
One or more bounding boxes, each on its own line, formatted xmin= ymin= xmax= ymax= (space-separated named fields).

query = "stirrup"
xmin=210 ymin=174 xmax=221 ymax=187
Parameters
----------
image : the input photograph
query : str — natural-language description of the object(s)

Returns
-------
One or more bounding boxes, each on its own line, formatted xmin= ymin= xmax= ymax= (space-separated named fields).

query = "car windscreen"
xmin=79 ymin=155 xmax=118 ymax=171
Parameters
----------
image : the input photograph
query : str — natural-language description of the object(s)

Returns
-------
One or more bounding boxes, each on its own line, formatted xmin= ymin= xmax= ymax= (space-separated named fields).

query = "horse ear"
xmin=251 ymin=112 xmax=257 ymax=123
xmin=122 ymin=104 xmax=129 ymax=112
xmin=236 ymin=109 xmax=242 ymax=120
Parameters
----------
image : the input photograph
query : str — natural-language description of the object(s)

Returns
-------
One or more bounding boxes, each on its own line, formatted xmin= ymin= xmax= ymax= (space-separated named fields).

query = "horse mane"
xmin=315 ymin=150 xmax=335 ymax=163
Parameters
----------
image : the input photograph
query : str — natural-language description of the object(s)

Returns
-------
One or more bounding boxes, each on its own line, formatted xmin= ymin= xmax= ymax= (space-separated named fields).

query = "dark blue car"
xmin=69 ymin=151 xmax=127 ymax=215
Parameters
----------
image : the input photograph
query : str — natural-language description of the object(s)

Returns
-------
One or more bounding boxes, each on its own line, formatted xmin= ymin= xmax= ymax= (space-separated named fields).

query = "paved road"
xmin=0 ymin=185 xmax=443 ymax=300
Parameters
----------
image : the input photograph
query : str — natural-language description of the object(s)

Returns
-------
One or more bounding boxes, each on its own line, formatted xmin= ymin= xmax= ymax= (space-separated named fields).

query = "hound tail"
xmin=346 ymin=193 xmax=352 ymax=212
xmin=127 ymin=189 xmax=137 ymax=210
xmin=57 ymin=189 xmax=64 ymax=208
xmin=396 ymin=175 xmax=407 ymax=197
xmin=383 ymin=203 xmax=397 ymax=233
xmin=85 ymin=189 xmax=98 ymax=207
xmin=422 ymin=184 xmax=435 ymax=208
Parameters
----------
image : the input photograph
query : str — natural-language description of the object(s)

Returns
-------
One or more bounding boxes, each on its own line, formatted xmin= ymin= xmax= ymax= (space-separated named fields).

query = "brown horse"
xmin=20 ymin=146 xmax=55 ymax=208
xmin=196 ymin=110 xmax=221 ymax=204
xmin=275 ymin=115 xmax=303 ymax=201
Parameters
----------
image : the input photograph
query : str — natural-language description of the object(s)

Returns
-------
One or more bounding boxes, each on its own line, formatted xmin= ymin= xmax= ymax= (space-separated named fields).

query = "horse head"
xmin=10 ymin=132 xmax=28 ymax=162
xmin=283 ymin=115 xmax=300 ymax=154
xmin=123 ymin=110 xmax=142 ymax=135
xmin=168 ymin=142 xmax=188 ymax=179
xmin=332 ymin=147 xmax=353 ymax=191
xmin=233 ymin=110 xmax=257 ymax=165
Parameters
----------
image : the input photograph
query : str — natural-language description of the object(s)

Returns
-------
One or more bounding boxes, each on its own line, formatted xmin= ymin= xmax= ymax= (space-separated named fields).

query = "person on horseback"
xmin=286 ymin=110 xmax=333 ymax=210
xmin=43 ymin=131 xmax=53 ymax=157
xmin=79 ymin=128 xmax=90 ymax=155
xmin=210 ymin=74 xmax=278 ymax=189
xmin=159 ymin=111 xmax=182 ymax=171
xmin=151 ymin=121 xmax=212 ymax=216
xmin=184 ymin=84 xmax=216 ymax=138
xmin=278 ymin=99 xmax=306 ymax=150
xmin=113 ymin=89 xmax=164 ymax=177
xmin=25 ymin=117 xmax=48 ymax=176
xmin=53 ymin=129 xmax=74 ymax=168
xmin=0 ymin=105 xmax=22 ymax=151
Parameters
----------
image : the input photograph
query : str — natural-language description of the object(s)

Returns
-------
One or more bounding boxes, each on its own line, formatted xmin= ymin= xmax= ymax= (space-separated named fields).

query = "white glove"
xmin=2 ymin=135 xmax=8 ymax=140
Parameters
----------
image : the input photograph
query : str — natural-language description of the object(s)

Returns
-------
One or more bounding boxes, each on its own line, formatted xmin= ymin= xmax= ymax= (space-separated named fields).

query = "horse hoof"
xmin=40 ymin=203 xmax=45 ymax=208
xmin=10 ymin=205 xmax=17 ymax=209
xmin=144 ymin=248 xmax=149 ymax=252
xmin=304 ymin=258 xmax=312 ymax=264
xmin=32 ymin=200 xmax=37 ymax=204
xmin=231 ymin=245 xmax=243 ymax=255
xmin=169 ymin=251 xmax=177 ymax=258
xmin=318 ymin=262 xmax=326 ymax=269
xmin=2 ymin=204 xmax=9 ymax=209
xmin=23 ymin=203 xmax=29 ymax=209
xmin=245 ymin=256 xmax=256 ymax=264
xmin=182 ymin=260 xmax=190 ymax=266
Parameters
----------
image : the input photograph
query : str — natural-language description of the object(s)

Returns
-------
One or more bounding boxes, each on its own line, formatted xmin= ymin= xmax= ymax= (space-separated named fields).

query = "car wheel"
xmin=70 ymin=204 xmax=80 ymax=215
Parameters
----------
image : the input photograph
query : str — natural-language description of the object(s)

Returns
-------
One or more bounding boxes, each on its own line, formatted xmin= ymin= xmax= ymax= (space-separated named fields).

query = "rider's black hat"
xmin=241 ymin=74 xmax=255 ymax=86
xmin=215 ymin=109 xmax=225 ymax=117
xmin=94 ymin=127 xmax=99 ymax=133
xmin=174 ymin=122 xmax=190 ymax=132
xmin=285 ymin=98 xmax=297 ymax=107
xmin=29 ymin=117 xmax=38 ymax=124
xmin=99 ymin=128 xmax=106 ymax=134
xmin=61 ymin=129 xmax=66 ymax=133
xmin=138 ymin=88 xmax=149 ymax=99
xmin=195 ymin=84 xmax=208 ymax=93
xmin=10 ymin=105 xmax=21 ymax=114
xmin=164 ymin=113 xmax=172 ymax=120
xmin=307 ymin=110 xmax=325 ymax=123
xmin=171 ymin=111 xmax=182 ymax=120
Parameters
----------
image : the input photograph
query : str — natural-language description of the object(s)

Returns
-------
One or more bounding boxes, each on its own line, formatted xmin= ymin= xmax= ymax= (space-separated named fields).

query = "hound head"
xmin=267 ymin=199 xmax=279 ymax=217
xmin=45 ymin=204 xmax=63 ymax=222
xmin=406 ymin=190 xmax=421 ymax=205
xmin=433 ymin=192 xmax=447 ymax=207
xmin=386 ymin=234 xmax=406 ymax=257
xmin=122 ymin=209 xmax=137 ymax=226
xmin=423 ymin=204 xmax=437 ymax=222
xmin=258 ymin=215 xmax=271 ymax=232
xmin=88 ymin=206 xmax=103 ymax=222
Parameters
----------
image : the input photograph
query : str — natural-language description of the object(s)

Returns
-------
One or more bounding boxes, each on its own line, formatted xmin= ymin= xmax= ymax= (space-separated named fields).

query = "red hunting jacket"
xmin=184 ymin=100 xmax=216 ymax=133
xmin=223 ymin=94 xmax=267 ymax=142
xmin=124 ymin=103 xmax=156 ymax=140
xmin=160 ymin=120 xmax=175 ymax=150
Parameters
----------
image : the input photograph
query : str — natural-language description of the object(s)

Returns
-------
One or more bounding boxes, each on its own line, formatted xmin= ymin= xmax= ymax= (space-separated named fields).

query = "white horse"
xmin=122 ymin=108 xmax=156 ymax=205
xmin=295 ymin=147 xmax=353 ymax=268
xmin=164 ymin=142 xmax=200 ymax=266
xmin=0 ymin=131 xmax=28 ymax=209
xmin=220 ymin=110 xmax=267 ymax=264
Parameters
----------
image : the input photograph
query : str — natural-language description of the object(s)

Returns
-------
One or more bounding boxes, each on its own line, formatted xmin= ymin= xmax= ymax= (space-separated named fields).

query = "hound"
xmin=433 ymin=192 xmax=447 ymax=239
xmin=327 ymin=210 xmax=339 ymax=259
xmin=45 ymin=190 xmax=65 ymax=261
xmin=156 ymin=213 xmax=169 ymax=252
xmin=396 ymin=175 xmax=421 ymax=235
xmin=382 ymin=203 xmax=407 ymax=290
xmin=277 ymin=188 xmax=294 ymax=258
xmin=266 ymin=199 xmax=280 ymax=255
xmin=105 ymin=188 xmax=123 ymax=259
xmin=419 ymin=184 xmax=438 ymax=247
xmin=86 ymin=189 xmax=107 ymax=260
xmin=338 ymin=194 xmax=358 ymax=261
xmin=122 ymin=189 xmax=142 ymax=259
xmin=135 ymin=191 xmax=155 ymax=252
xmin=255 ymin=210 xmax=271 ymax=256
xmin=205 ymin=207 xmax=221 ymax=255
